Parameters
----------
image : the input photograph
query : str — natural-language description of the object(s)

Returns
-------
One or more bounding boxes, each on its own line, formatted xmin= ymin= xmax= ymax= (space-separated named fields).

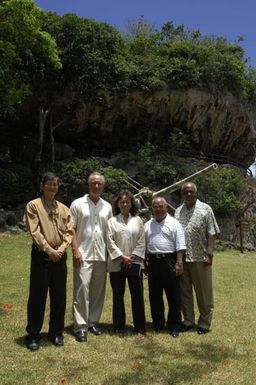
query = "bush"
xmin=137 ymin=143 xmax=178 ymax=189
xmin=0 ymin=165 xmax=34 ymax=208
xmin=54 ymin=158 xmax=128 ymax=206
xmin=193 ymin=166 xmax=246 ymax=216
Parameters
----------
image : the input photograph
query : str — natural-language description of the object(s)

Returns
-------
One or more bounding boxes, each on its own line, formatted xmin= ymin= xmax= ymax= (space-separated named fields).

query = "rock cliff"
xmin=60 ymin=88 xmax=256 ymax=164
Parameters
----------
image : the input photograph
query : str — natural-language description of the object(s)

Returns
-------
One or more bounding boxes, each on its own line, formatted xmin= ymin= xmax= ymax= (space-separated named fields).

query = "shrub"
xmin=194 ymin=166 xmax=246 ymax=216
xmin=0 ymin=165 xmax=34 ymax=208
xmin=54 ymin=158 xmax=128 ymax=205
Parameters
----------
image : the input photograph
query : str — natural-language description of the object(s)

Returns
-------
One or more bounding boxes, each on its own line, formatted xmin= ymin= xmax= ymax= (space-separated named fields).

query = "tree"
xmin=0 ymin=0 xmax=61 ymax=116
xmin=0 ymin=0 xmax=62 ymax=164
xmin=125 ymin=16 xmax=156 ymax=39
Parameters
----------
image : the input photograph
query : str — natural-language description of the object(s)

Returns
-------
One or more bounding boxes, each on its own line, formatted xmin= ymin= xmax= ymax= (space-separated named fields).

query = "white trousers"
xmin=73 ymin=261 xmax=107 ymax=333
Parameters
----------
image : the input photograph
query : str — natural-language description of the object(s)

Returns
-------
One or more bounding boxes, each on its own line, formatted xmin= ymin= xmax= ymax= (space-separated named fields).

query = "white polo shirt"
xmin=70 ymin=194 xmax=113 ymax=261
xmin=144 ymin=213 xmax=186 ymax=254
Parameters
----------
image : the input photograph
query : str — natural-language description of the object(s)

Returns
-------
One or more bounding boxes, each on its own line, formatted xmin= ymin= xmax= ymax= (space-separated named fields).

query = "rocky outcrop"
xmin=58 ymin=88 xmax=256 ymax=164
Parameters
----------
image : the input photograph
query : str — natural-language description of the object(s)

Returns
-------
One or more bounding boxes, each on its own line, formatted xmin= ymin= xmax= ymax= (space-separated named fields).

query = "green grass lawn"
xmin=1 ymin=233 xmax=256 ymax=385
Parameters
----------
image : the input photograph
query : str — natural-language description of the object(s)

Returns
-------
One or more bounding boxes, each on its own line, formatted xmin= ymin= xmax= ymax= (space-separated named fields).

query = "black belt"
xmin=148 ymin=252 xmax=176 ymax=259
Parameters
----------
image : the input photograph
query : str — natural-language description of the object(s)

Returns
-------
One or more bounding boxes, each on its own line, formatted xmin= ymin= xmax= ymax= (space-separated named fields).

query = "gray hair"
xmin=87 ymin=171 xmax=105 ymax=185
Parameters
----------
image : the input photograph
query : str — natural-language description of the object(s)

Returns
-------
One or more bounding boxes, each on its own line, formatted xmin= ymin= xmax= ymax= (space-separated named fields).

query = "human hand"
xmin=49 ymin=250 xmax=63 ymax=263
xmin=175 ymin=262 xmax=183 ymax=276
xmin=72 ymin=249 xmax=83 ymax=266
xmin=203 ymin=254 xmax=213 ymax=266
xmin=121 ymin=255 xmax=134 ymax=268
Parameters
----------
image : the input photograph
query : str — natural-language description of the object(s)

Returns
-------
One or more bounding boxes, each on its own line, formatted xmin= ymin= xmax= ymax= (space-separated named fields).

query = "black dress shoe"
xmin=25 ymin=335 xmax=39 ymax=351
xmin=153 ymin=324 xmax=164 ymax=332
xmin=197 ymin=326 xmax=209 ymax=335
xmin=179 ymin=324 xmax=195 ymax=333
xmin=169 ymin=329 xmax=179 ymax=337
xmin=75 ymin=330 xmax=87 ymax=342
xmin=89 ymin=325 xmax=102 ymax=336
xmin=49 ymin=335 xmax=64 ymax=346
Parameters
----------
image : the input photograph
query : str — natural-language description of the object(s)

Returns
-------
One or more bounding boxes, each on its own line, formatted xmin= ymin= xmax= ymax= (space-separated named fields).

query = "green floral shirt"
xmin=174 ymin=199 xmax=220 ymax=262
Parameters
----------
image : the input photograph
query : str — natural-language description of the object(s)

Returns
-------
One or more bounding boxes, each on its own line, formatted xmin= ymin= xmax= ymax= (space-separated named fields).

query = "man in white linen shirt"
xmin=70 ymin=172 xmax=113 ymax=342
xmin=144 ymin=197 xmax=186 ymax=337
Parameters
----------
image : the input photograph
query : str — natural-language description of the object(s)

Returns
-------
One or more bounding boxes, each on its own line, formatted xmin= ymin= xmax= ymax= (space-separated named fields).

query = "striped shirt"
xmin=144 ymin=213 xmax=186 ymax=253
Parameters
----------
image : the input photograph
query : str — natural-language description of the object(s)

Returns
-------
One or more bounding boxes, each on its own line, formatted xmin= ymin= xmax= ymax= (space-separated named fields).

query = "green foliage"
xmin=125 ymin=16 xmax=156 ymax=39
xmin=0 ymin=165 xmax=34 ymax=207
xmin=0 ymin=158 xmax=129 ymax=209
xmin=125 ymin=20 xmax=256 ymax=99
xmin=0 ymin=0 xmax=61 ymax=116
xmin=137 ymin=143 xmax=177 ymax=189
xmin=195 ymin=167 xmax=246 ymax=216
xmin=54 ymin=158 xmax=128 ymax=205
xmin=168 ymin=128 xmax=192 ymax=151
xmin=134 ymin=143 xmax=247 ymax=217
xmin=43 ymin=13 xmax=128 ymax=102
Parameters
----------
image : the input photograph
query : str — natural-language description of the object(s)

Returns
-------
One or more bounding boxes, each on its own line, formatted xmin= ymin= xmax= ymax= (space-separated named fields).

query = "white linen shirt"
xmin=144 ymin=213 xmax=186 ymax=253
xmin=107 ymin=214 xmax=145 ymax=272
xmin=70 ymin=194 xmax=112 ymax=261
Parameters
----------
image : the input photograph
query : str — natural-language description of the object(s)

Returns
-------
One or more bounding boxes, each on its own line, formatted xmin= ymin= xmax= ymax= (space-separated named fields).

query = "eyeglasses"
xmin=44 ymin=183 xmax=59 ymax=187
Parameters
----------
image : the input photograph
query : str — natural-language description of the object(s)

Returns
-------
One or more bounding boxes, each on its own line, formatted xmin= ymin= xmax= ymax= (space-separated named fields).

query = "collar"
xmin=83 ymin=194 xmax=102 ymax=205
xmin=117 ymin=213 xmax=132 ymax=224
xmin=153 ymin=213 xmax=170 ymax=224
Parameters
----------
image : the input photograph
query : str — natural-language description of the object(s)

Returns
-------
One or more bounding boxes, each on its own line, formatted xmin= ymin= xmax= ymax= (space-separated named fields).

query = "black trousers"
xmin=109 ymin=271 xmax=146 ymax=333
xmin=148 ymin=254 xmax=181 ymax=330
xmin=26 ymin=245 xmax=67 ymax=338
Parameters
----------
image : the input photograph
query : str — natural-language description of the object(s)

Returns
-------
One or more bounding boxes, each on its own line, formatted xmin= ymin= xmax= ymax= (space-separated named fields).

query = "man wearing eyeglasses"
xmin=24 ymin=172 xmax=73 ymax=351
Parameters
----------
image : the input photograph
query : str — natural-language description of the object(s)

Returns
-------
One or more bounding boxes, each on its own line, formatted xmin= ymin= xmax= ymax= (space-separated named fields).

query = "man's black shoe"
xmin=25 ymin=335 xmax=39 ymax=351
xmin=75 ymin=330 xmax=87 ymax=342
xmin=169 ymin=329 xmax=179 ymax=337
xmin=197 ymin=326 xmax=209 ymax=335
xmin=179 ymin=324 xmax=195 ymax=333
xmin=49 ymin=335 xmax=64 ymax=346
xmin=153 ymin=324 xmax=164 ymax=332
xmin=89 ymin=325 xmax=102 ymax=336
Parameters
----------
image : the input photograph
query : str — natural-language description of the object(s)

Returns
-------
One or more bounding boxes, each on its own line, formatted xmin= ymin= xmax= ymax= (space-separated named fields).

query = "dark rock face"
xmin=60 ymin=88 xmax=256 ymax=163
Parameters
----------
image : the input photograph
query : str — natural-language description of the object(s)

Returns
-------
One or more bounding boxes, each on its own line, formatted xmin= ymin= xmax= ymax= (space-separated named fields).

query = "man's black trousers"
xmin=26 ymin=245 xmax=67 ymax=338
xmin=147 ymin=254 xmax=181 ymax=331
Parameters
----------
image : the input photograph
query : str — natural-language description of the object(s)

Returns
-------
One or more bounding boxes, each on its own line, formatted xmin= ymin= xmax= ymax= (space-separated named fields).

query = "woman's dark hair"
xmin=113 ymin=190 xmax=137 ymax=216
xmin=40 ymin=172 xmax=60 ymax=186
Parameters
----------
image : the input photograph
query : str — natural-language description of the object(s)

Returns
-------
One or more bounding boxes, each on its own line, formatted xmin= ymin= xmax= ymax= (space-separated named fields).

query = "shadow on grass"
xmin=64 ymin=321 xmax=156 ymax=336
xmin=99 ymin=338 xmax=238 ymax=385
xmin=16 ymin=332 xmax=63 ymax=349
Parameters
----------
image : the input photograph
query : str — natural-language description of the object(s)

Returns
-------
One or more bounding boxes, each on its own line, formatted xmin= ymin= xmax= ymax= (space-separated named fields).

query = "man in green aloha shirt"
xmin=175 ymin=182 xmax=220 ymax=335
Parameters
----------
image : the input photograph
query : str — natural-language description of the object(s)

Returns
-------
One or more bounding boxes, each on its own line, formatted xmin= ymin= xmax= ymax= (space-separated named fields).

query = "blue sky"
xmin=35 ymin=0 xmax=256 ymax=67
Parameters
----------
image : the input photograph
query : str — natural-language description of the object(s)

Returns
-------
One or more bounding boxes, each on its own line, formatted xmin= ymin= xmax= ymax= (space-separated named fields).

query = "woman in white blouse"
xmin=107 ymin=190 xmax=146 ymax=338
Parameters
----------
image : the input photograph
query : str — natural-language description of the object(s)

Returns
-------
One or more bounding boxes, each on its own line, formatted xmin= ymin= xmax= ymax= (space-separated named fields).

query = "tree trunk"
xmin=49 ymin=114 xmax=55 ymax=165
xmin=49 ymin=116 xmax=67 ymax=165
xmin=35 ymin=107 xmax=49 ymax=163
